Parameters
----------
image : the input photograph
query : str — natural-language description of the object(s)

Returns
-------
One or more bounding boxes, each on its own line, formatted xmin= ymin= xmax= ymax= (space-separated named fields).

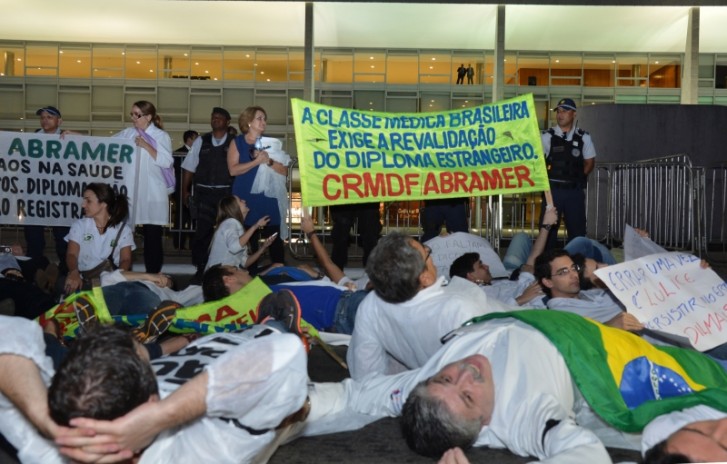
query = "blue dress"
xmin=231 ymin=135 xmax=281 ymax=228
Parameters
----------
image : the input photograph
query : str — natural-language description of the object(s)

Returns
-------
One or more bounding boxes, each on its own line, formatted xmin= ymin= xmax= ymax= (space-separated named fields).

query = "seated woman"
xmin=63 ymin=183 xmax=135 ymax=293
xmin=205 ymin=195 xmax=275 ymax=272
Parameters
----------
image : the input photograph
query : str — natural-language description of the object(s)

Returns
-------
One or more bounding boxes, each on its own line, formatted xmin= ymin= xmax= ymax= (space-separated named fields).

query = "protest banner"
xmin=0 ymin=131 xmax=137 ymax=227
xmin=291 ymin=94 xmax=548 ymax=206
xmin=424 ymin=231 xmax=508 ymax=279
xmin=594 ymin=252 xmax=727 ymax=351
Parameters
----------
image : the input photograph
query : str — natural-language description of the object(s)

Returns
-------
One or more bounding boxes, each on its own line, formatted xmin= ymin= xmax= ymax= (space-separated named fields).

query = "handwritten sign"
xmin=0 ymin=131 xmax=138 ymax=227
xmin=291 ymin=95 xmax=548 ymax=206
xmin=594 ymin=252 xmax=727 ymax=351
xmin=425 ymin=232 xmax=508 ymax=280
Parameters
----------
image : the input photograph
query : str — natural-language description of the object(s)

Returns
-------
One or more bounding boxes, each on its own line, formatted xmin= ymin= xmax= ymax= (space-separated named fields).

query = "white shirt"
xmin=114 ymin=125 xmax=173 ymax=225
xmin=0 ymin=317 xmax=307 ymax=464
xmin=307 ymin=318 xmax=613 ymax=464
xmin=347 ymin=276 xmax=486 ymax=380
xmin=65 ymin=218 xmax=135 ymax=271
xmin=540 ymin=126 xmax=597 ymax=160
xmin=205 ymin=218 xmax=248 ymax=271
xmin=180 ymin=132 xmax=229 ymax=175
xmin=482 ymin=271 xmax=547 ymax=309
xmin=547 ymin=289 xmax=623 ymax=323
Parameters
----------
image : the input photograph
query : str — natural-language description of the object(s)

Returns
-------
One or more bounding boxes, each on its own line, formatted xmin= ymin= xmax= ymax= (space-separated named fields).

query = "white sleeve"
xmin=582 ymin=132 xmax=597 ymax=159
xmin=222 ymin=220 xmax=244 ymax=254
xmin=304 ymin=368 xmax=424 ymax=437
xmin=541 ymin=131 xmax=551 ymax=156
xmin=151 ymin=129 xmax=173 ymax=169
xmin=65 ymin=219 xmax=84 ymax=244
xmin=205 ymin=333 xmax=308 ymax=430
xmin=536 ymin=420 xmax=610 ymax=464
xmin=181 ymin=136 xmax=203 ymax=173
xmin=347 ymin=297 xmax=389 ymax=380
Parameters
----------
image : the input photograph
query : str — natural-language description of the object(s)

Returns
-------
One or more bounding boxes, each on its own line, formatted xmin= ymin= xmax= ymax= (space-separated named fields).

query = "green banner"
xmin=291 ymin=94 xmax=548 ymax=206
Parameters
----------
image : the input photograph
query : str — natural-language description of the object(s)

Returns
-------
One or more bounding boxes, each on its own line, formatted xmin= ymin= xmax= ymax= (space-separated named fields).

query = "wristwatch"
xmin=542 ymin=223 xmax=553 ymax=231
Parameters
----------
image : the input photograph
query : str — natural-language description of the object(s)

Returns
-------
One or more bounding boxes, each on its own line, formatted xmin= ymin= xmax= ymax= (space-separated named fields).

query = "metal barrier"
xmin=704 ymin=164 xmax=727 ymax=260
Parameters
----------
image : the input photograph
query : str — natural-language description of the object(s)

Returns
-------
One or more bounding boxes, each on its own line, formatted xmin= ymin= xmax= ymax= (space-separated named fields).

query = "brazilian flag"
xmin=466 ymin=310 xmax=727 ymax=432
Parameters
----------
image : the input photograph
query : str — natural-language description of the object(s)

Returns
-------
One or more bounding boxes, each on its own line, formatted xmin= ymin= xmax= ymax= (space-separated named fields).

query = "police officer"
xmin=540 ymin=98 xmax=596 ymax=249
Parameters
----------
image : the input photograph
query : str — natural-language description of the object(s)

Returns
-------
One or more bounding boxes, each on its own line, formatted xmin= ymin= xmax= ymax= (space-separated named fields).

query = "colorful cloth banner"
xmin=291 ymin=94 xmax=548 ymax=206
xmin=467 ymin=310 xmax=727 ymax=432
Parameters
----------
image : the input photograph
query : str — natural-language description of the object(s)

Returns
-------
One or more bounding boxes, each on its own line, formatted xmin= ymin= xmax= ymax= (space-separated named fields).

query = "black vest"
xmin=195 ymin=133 xmax=233 ymax=186
xmin=545 ymin=128 xmax=587 ymax=187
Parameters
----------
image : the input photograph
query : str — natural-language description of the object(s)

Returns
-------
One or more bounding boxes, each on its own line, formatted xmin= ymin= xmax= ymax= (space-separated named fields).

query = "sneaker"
xmin=256 ymin=290 xmax=308 ymax=351
xmin=132 ymin=300 xmax=181 ymax=344
xmin=72 ymin=295 xmax=99 ymax=333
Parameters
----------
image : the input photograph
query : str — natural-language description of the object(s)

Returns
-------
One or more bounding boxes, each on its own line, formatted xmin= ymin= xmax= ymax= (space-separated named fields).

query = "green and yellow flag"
xmin=291 ymin=95 xmax=548 ymax=207
xmin=467 ymin=310 xmax=727 ymax=432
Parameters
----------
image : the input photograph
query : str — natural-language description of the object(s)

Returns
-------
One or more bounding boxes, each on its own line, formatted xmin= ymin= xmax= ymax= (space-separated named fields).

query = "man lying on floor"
xmin=0 ymin=315 xmax=308 ymax=463
xmin=301 ymin=311 xmax=727 ymax=463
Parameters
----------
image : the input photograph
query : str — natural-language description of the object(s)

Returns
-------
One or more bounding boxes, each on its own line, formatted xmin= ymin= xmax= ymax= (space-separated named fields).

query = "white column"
xmin=681 ymin=7 xmax=699 ymax=105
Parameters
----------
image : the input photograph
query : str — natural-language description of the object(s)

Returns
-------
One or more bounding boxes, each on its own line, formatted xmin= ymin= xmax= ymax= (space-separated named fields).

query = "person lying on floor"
xmin=0 ymin=316 xmax=309 ymax=464
xmin=301 ymin=311 xmax=727 ymax=464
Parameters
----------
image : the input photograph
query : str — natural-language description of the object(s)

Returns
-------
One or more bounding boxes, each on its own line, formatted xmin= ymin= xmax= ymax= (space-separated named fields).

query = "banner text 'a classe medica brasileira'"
xmin=291 ymin=94 xmax=548 ymax=206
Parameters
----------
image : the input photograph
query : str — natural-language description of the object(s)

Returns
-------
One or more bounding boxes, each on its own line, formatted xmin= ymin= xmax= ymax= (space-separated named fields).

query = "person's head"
xmin=48 ymin=325 xmax=158 ymax=426
xmin=366 ymin=233 xmax=436 ymax=303
xmin=130 ymin=100 xmax=162 ymax=130
xmin=238 ymin=106 xmax=267 ymax=134
xmin=534 ymin=249 xmax=580 ymax=298
xmin=645 ymin=416 xmax=727 ymax=464
xmin=202 ymin=264 xmax=252 ymax=302
xmin=210 ymin=107 xmax=231 ymax=134
xmin=183 ymin=130 xmax=199 ymax=147
xmin=400 ymin=355 xmax=494 ymax=457
xmin=553 ymin=98 xmax=577 ymax=132
xmin=82 ymin=183 xmax=129 ymax=231
xmin=36 ymin=106 xmax=62 ymax=133
xmin=216 ymin=195 xmax=247 ymax=226
xmin=449 ymin=252 xmax=492 ymax=285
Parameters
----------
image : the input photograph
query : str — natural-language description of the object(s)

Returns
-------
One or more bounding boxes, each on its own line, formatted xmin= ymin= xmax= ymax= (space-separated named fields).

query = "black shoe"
xmin=132 ymin=300 xmax=181 ymax=343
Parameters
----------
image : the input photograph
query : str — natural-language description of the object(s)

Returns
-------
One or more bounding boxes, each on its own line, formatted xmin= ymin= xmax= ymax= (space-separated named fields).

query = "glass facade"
xmin=3 ymin=40 xmax=727 ymax=148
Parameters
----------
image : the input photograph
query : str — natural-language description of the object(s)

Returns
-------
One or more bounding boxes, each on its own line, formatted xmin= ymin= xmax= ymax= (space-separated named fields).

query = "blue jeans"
xmin=333 ymin=290 xmax=369 ymax=335
xmin=502 ymin=233 xmax=617 ymax=272
xmin=102 ymin=282 xmax=162 ymax=316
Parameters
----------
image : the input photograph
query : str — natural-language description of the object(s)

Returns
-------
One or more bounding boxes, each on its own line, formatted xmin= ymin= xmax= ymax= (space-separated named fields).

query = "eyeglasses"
xmin=551 ymin=263 xmax=581 ymax=277
xmin=423 ymin=245 xmax=432 ymax=263
xmin=130 ymin=112 xmax=145 ymax=119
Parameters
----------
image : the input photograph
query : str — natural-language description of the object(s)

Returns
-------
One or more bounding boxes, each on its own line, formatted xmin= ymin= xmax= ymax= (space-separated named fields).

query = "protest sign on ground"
xmin=425 ymin=231 xmax=508 ymax=279
xmin=595 ymin=252 xmax=727 ymax=351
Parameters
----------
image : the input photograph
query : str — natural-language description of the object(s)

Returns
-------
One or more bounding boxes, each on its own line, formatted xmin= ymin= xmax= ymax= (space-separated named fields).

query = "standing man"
xmin=420 ymin=198 xmax=469 ymax=242
xmin=540 ymin=98 xmax=596 ymax=249
xmin=172 ymin=130 xmax=198 ymax=250
xmin=25 ymin=106 xmax=70 ymax=273
xmin=181 ymin=108 xmax=233 ymax=281
xmin=456 ymin=64 xmax=466 ymax=85
xmin=466 ymin=63 xmax=474 ymax=84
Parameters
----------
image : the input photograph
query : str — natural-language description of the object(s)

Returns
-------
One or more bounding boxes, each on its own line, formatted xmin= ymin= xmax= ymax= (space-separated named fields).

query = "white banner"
xmin=594 ymin=252 xmax=727 ymax=352
xmin=425 ymin=231 xmax=508 ymax=280
xmin=0 ymin=131 xmax=137 ymax=227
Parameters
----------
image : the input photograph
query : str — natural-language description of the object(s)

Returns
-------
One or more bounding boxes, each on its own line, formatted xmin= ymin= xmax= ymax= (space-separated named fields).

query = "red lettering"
xmin=469 ymin=171 xmax=483 ymax=192
xmin=215 ymin=305 xmax=238 ymax=322
xmin=514 ymin=165 xmax=534 ymax=187
xmin=440 ymin=172 xmax=453 ymax=194
xmin=453 ymin=171 xmax=468 ymax=193
xmin=197 ymin=313 xmax=212 ymax=322
xmin=404 ymin=173 xmax=419 ymax=195
xmin=342 ymin=174 xmax=364 ymax=199
xmin=423 ymin=172 xmax=440 ymax=194
xmin=362 ymin=172 xmax=385 ymax=197
xmin=480 ymin=169 xmax=503 ymax=189
xmin=386 ymin=174 xmax=404 ymax=196
xmin=502 ymin=167 xmax=515 ymax=188
xmin=323 ymin=174 xmax=341 ymax=200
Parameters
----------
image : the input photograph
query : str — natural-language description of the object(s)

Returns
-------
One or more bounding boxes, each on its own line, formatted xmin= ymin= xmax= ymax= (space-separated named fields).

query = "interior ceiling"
xmin=1 ymin=1 xmax=726 ymax=54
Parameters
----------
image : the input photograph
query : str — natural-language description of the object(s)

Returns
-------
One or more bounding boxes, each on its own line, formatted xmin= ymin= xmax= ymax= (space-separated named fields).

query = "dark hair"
xmin=450 ymin=252 xmax=479 ymax=279
xmin=400 ymin=380 xmax=481 ymax=457
xmin=84 ymin=182 xmax=129 ymax=233
xmin=238 ymin=106 xmax=266 ymax=134
xmin=183 ymin=130 xmax=198 ymax=143
xmin=202 ymin=264 xmax=234 ymax=302
xmin=533 ymin=248 xmax=571 ymax=296
xmin=216 ymin=195 xmax=245 ymax=227
xmin=642 ymin=439 xmax=691 ymax=464
xmin=133 ymin=100 xmax=163 ymax=129
xmin=366 ymin=232 xmax=424 ymax=303
xmin=569 ymin=253 xmax=594 ymax=290
xmin=48 ymin=325 xmax=158 ymax=425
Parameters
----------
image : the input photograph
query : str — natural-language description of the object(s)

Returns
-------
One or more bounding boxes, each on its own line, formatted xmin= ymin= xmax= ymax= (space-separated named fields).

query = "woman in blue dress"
xmin=226 ymin=106 xmax=287 ymax=270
